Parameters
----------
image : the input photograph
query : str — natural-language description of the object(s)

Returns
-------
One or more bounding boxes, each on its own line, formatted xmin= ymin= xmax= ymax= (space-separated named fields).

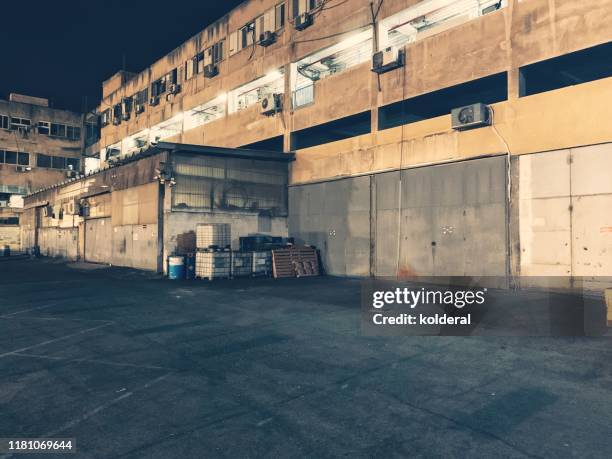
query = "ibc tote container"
xmin=196 ymin=251 xmax=231 ymax=280
xmin=196 ymin=223 xmax=231 ymax=249
xmin=232 ymin=252 xmax=253 ymax=278
xmin=251 ymin=251 xmax=272 ymax=277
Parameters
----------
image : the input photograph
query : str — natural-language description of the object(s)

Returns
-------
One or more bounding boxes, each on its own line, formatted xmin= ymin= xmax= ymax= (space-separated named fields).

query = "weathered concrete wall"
xmin=0 ymin=225 xmax=20 ymax=251
xmin=291 ymin=76 xmax=612 ymax=185
xmin=38 ymin=227 xmax=79 ymax=260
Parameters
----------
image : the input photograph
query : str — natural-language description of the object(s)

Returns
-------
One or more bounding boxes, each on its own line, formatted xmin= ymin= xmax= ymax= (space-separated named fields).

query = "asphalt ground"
xmin=0 ymin=258 xmax=611 ymax=458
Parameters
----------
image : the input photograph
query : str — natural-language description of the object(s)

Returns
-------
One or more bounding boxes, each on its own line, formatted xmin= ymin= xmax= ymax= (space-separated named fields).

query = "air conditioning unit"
xmin=0 ymin=201 xmax=7 ymax=208
xmin=42 ymin=205 xmax=52 ymax=217
xmin=372 ymin=47 xmax=405 ymax=74
xmin=112 ymin=118 xmax=121 ymax=126
xmin=15 ymin=165 xmax=30 ymax=173
xmin=451 ymin=103 xmax=492 ymax=130
xmin=135 ymin=104 xmax=145 ymax=114
xmin=122 ymin=113 xmax=131 ymax=121
xmin=66 ymin=170 xmax=78 ymax=179
xmin=204 ymin=64 xmax=219 ymax=78
xmin=259 ymin=31 xmax=277 ymax=47
xmin=261 ymin=94 xmax=282 ymax=116
xmin=295 ymin=12 xmax=313 ymax=31
xmin=150 ymin=96 xmax=160 ymax=106
xmin=169 ymin=83 xmax=181 ymax=95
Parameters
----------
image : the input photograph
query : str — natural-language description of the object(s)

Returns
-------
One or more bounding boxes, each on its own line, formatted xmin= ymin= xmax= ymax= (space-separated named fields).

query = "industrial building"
xmin=21 ymin=142 xmax=292 ymax=271
xmin=22 ymin=0 xmax=612 ymax=289
xmin=0 ymin=93 xmax=91 ymax=251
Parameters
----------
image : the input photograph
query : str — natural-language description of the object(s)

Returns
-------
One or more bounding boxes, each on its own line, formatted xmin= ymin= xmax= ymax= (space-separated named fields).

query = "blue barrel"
xmin=184 ymin=254 xmax=196 ymax=280
xmin=2 ymin=245 xmax=10 ymax=257
xmin=168 ymin=256 xmax=185 ymax=280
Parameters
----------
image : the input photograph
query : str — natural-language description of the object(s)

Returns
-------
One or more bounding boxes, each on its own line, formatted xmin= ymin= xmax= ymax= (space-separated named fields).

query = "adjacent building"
xmin=0 ymin=93 xmax=87 ymax=250
xmin=24 ymin=0 xmax=612 ymax=289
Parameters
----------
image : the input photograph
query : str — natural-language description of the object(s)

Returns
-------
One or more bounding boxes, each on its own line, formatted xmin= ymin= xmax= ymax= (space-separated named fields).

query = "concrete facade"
xmin=0 ymin=93 xmax=85 ymax=249
xmin=82 ymin=0 xmax=612 ymax=287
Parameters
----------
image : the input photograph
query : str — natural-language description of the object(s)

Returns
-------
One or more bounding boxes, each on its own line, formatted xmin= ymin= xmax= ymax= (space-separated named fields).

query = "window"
xmin=38 ymin=121 xmax=50 ymax=135
xmin=211 ymin=41 xmax=224 ymax=64
xmin=151 ymin=76 xmax=167 ymax=97
xmin=290 ymin=110 xmax=371 ymax=150
xmin=113 ymin=103 xmax=122 ymax=121
xmin=276 ymin=3 xmax=286 ymax=29
xmin=36 ymin=154 xmax=77 ymax=170
xmin=50 ymin=123 xmax=67 ymax=137
xmin=195 ymin=52 xmax=205 ymax=74
xmin=51 ymin=156 xmax=66 ymax=169
xmin=0 ymin=217 xmax=19 ymax=225
xmin=18 ymin=152 xmax=29 ymax=165
xmin=134 ymin=88 xmax=148 ymax=106
xmin=4 ymin=151 xmax=17 ymax=164
xmin=519 ymin=41 xmax=612 ymax=97
xmin=184 ymin=96 xmax=227 ymax=131
xmin=229 ymin=69 xmax=285 ymax=113
xmin=241 ymin=22 xmax=256 ymax=49
xmin=380 ymin=0 xmax=507 ymax=49
xmin=292 ymin=0 xmax=320 ymax=18
xmin=37 ymin=154 xmax=51 ymax=168
xmin=10 ymin=117 xmax=31 ymax=130
xmin=67 ymin=126 xmax=81 ymax=141
xmin=0 ymin=115 xmax=9 ymax=130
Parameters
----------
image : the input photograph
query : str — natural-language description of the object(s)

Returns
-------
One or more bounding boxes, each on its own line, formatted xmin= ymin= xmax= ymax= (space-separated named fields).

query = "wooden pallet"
xmin=272 ymin=247 xmax=320 ymax=278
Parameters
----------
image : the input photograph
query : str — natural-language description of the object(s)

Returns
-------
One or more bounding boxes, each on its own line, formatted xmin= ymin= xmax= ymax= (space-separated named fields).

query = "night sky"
xmin=0 ymin=0 xmax=244 ymax=113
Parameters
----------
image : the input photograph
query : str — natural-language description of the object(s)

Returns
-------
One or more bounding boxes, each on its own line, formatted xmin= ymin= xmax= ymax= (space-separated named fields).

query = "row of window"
xmin=0 ymin=150 xmax=79 ymax=170
xmin=0 ymin=115 xmax=81 ymax=140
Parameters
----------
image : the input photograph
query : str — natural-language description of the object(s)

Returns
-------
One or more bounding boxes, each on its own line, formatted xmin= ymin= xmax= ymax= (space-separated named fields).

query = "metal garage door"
xmin=396 ymin=156 xmax=508 ymax=277
xmin=85 ymin=218 xmax=112 ymax=264
xmin=289 ymin=176 xmax=371 ymax=276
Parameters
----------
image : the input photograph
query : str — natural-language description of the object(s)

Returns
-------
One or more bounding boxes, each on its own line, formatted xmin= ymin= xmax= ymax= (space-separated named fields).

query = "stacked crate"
xmin=232 ymin=252 xmax=253 ymax=277
xmin=195 ymin=252 xmax=231 ymax=280
xmin=252 ymin=251 xmax=272 ymax=277
xmin=196 ymin=223 xmax=232 ymax=280
xmin=196 ymin=223 xmax=231 ymax=249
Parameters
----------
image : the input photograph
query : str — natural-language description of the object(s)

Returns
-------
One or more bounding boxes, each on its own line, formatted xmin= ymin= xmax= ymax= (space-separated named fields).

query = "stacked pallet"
xmin=196 ymin=223 xmax=231 ymax=249
xmin=272 ymin=246 xmax=320 ymax=278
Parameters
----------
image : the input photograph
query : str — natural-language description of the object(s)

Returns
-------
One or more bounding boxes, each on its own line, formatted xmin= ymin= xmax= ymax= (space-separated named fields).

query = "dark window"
xmin=519 ymin=41 xmax=612 ymax=97
xmin=276 ymin=3 xmax=286 ymax=28
xmin=66 ymin=158 xmax=80 ymax=170
xmin=241 ymin=135 xmax=285 ymax=152
xmin=10 ymin=117 xmax=31 ymax=130
xmin=67 ymin=126 xmax=81 ymax=140
xmin=18 ymin=152 xmax=29 ymax=165
xmin=169 ymin=68 xmax=178 ymax=85
xmin=151 ymin=77 xmax=167 ymax=97
xmin=4 ymin=151 xmax=17 ymax=164
xmin=0 ymin=151 xmax=3 ymax=163
xmin=50 ymin=123 xmax=67 ymax=137
xmin=51 ymin=156 xmax=66 ymax=169
xmin=38 ymin=121 xmax=50 ymax=135
xmin=378 ymin=72 xmax=508 ymax=130
xmin=37 ymin=154 xmax=51 ymax=167
xmin=291 ymin=111 xmax=371 ymax=150
xmin=0 ymin=217 xmax=19 ymax=225
xmin=0 ymin=115 xmax=8 ymax=130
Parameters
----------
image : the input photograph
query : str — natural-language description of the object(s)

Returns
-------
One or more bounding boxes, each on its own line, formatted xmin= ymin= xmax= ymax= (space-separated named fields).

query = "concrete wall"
xmin=0 ymin=225 xmax=20 ymax=251
xmin=38 ymin=227 xmax=79 ymax=260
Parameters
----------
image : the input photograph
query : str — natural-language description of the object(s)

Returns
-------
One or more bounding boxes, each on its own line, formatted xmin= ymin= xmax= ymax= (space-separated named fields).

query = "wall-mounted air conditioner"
xmin=295 ymin=13 xmax=313 ymax=31
xmin=149 ymin=96 xmax=160 ymax=106
xmin=372 ymin=47 xmax=405 ymax=74
xmin=42 ymin=205 xmax=52 ymax=217
xmin=204 ymin=64 xmax=219 ymax=78
xmin=112 ymin=118 xmax=121 ymax=126
xmin=259 ymin=31 xmax=277 ymax=47
xmin=0 ymin=201 xmax=7 ymax=208
xmin=169 ymin=83 xmax=181 ymax=95
xmin=261 ymin=94 xmax=283 ymax=116
xmin=135 ymin=104 xmax=145 ymax=114
xmin=15 ymin=165 xmax=31 ymax=173
xmin=451 ymin=103 xmax=491 ymax=130
xmin=122 ymin=113 xmax=131 ymax=121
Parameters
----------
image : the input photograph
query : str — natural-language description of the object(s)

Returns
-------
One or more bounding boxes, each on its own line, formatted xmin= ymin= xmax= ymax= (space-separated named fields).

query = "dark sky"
xmin=0 ymin=0 xmax=244 ymax=113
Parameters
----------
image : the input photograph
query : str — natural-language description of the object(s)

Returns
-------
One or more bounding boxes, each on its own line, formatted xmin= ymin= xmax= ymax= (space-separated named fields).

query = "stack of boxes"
xmin=195 ymin=224 xmax=232 ymax=280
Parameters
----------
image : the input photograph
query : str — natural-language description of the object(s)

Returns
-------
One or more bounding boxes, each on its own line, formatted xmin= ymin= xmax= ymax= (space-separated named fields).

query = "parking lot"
xmin=1 ymin=258 xmax=612 ymax=458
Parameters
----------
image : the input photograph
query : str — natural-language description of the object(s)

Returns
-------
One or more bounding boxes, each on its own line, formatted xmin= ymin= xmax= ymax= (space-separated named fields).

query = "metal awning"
xmin=154 ymin=142 xmax=295 ymax=162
